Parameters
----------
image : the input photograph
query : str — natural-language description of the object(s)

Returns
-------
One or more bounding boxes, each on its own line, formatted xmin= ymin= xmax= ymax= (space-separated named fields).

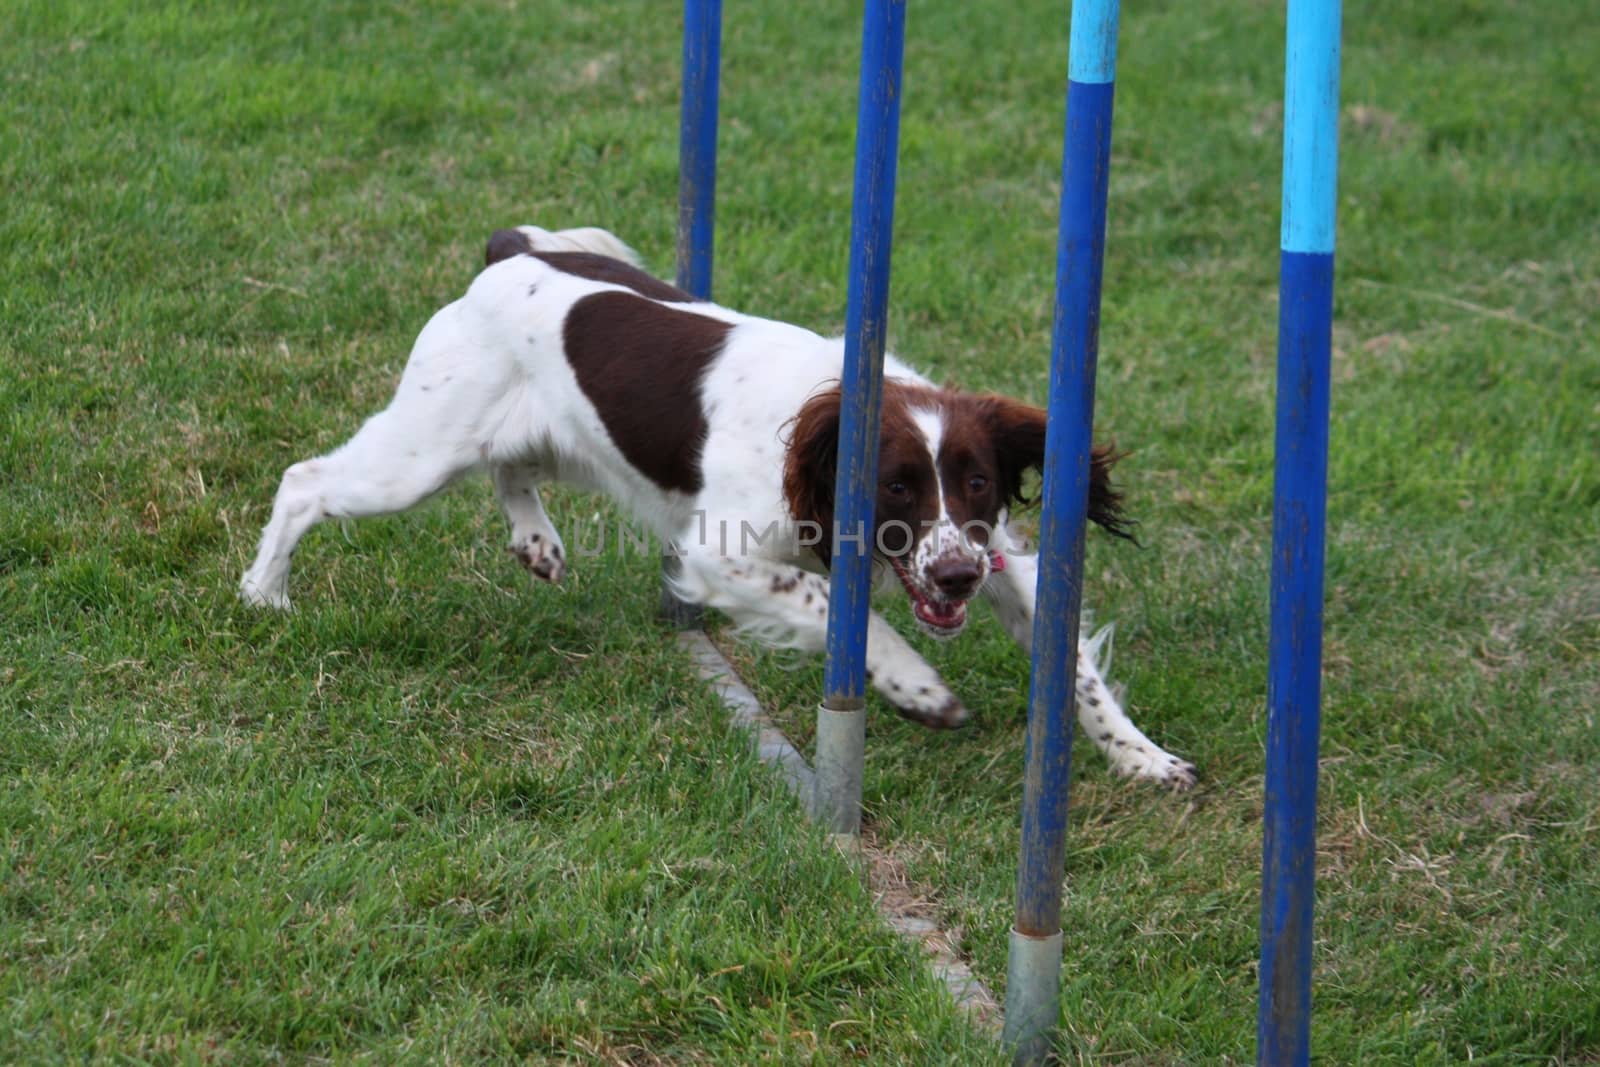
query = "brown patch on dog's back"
xmin=483 ymin=230 xmax=695 ymax=303
xmin=562 ymin=292 xmax=731 ymax=495
xmin=533 ymin=252 xmax=695 ymax=303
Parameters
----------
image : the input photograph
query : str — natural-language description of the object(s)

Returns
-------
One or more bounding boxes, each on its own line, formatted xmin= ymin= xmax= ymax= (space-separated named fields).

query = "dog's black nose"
xmin=930 ymin=557 xmax=982 ymax=598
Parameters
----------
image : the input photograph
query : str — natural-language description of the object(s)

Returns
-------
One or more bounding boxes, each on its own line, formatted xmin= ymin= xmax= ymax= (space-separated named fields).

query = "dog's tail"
xmin=484 ymin=225 xmax=644 ymax=268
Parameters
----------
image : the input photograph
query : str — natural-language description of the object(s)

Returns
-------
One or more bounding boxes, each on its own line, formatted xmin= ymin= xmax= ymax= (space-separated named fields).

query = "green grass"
xmin=3 ymin=0 xmax=1597 ymax=1062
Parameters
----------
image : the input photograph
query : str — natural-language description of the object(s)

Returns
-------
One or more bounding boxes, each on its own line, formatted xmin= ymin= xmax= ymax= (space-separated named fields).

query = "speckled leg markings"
xmin=982 ymin=547 xmax=1197 ymax=789
xmin=493 ymin=461 xmax=566 ymax=583
xmin=866 ymin=611 xmax=968 ymax=729
xmin=675 ymin=552 xmax=967 ymax=730
xmin=1074 ymin=629 xmax=1197 ymax=789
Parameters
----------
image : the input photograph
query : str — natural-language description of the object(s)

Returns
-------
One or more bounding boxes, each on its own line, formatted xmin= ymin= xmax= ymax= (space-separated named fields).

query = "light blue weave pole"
xmin=1003 ymin=1 xmax=1119 ymax=1061
xmin=661 ymin=0 xmax=722 ymax=629
xmin=1259 ymin=1 xmax=1341 ymax=1064
xmin=814 ymin=0 xmax=907 ymax=836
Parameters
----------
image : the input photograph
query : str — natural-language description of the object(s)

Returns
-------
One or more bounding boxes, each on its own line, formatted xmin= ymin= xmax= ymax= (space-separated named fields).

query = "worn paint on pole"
xmin=676 ymin=0 xmax=720 ymax=301
xmin=661 ymin=0 xmax=723 ymax=630
xmin=1259 ymin=1 xmax=1341 ymax=1064
xmin=1004 ymin=1 xmax=1119 ymax=1061
xmin=812 ymin=0 xmax=907 ymax=836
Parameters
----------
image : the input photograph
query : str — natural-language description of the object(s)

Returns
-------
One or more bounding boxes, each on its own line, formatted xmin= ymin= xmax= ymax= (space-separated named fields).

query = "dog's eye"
xmin=968 ymin=474 xmax=990 ymax=494
xmin=885 ymin=480 xmax=910 ymax=499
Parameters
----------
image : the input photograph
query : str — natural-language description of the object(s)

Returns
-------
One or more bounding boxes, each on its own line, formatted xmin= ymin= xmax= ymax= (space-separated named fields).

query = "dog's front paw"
xmin=878 ymin=679 xmax=969 ymax=730
xmin=1110 ymin=746 xmax=1199 ymax=791
xmin=509 ymin=534 xmax=565 ymax=583
xmin=902 ymin=693 xmax=970 ymax=730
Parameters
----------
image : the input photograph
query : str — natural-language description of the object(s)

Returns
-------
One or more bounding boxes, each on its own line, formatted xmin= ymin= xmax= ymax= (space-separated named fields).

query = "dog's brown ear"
xmin=782 ymin=387 xmax=842 ymax=566
xmin=485 ymin=228 xmax=535 ymax=267
xmin=982 ymin=395 xmax=1049 ymax=507
xmin=1087 ymin=443 xmax=1138 ymax=543
xmin=985 ymin=395 xmax=1138 ymax=543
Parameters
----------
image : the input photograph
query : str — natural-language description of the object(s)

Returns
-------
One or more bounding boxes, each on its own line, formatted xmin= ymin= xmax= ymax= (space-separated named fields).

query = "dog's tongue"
xmin=915 ymin=597 xmax=966 ymax=631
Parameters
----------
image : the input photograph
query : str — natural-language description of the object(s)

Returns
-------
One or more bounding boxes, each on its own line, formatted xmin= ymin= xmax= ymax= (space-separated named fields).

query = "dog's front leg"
xmin=982 ymin=546 xmax=1197 ymax=788
xmin=860 ymin=609 xmax=968 ymax=728
xmin=492 ymin=461 xmax=566 ymax=582
xmin=677 ymin=552 xmax=967 ymax=728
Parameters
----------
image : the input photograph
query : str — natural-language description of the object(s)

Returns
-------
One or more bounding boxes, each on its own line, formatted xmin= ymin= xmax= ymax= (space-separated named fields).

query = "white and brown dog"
xmin=241 ymin=226 xmax=1196 ymax=788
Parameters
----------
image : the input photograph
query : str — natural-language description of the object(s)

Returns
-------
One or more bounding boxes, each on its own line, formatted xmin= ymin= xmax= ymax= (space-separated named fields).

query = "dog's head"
xmin=783 ymin=382 xmax=1134 ymax=638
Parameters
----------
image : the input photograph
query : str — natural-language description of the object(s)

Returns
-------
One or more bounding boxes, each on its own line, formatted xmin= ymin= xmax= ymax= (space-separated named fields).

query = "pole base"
xmin=812 ymin=702 xmax=865 ymax=835
xmin=1002 ymin=927 xmax=1063 ymax=1065
xmin=658 ymin=556 xmax=704 ymax=631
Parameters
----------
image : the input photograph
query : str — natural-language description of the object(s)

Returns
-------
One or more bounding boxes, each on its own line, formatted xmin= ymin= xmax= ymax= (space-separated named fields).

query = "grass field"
xmin=4 ymin=0 xmax=1597 ymax=1062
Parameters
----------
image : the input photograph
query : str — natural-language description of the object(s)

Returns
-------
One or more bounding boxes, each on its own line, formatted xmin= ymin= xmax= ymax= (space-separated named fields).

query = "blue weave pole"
xmin=676 ymin=0 xmax=720 ymax=299
xmin=1259 ymin=1 xmax=1341 ymax=1064
xmin=661 ymin=0 xmax=722 ymax=630
xmin=1003 ymin=1 xmax=1119 ymax=1060
xmin=814 ymin=0 xmax=907 ymax=835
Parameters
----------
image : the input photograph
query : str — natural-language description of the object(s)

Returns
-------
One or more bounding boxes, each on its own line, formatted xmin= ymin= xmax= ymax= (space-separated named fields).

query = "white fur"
xmin=240 ymin=226 xmax=1196 ymax=786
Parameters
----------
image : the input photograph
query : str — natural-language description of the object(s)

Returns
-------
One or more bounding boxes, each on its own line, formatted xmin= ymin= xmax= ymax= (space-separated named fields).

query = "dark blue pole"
xmin=1259 ymin=1 xmax=1340 ymax=1064
xmin=676 ymin=0 xmax=721 ymax=299
xmin=663 ymin=0 xmax=722 ymax=630
xmin=814 ymin=0 xmax=906 ymax=835
xmin=1004 ymin=1 xmax=1119 ymax=1059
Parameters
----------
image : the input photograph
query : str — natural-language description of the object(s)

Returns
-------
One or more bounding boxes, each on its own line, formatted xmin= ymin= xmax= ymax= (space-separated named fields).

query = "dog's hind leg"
xmin=982 ymin=547 xmax=1197 ymax=789
xmin=240 ymin=314 xmax=510 ymax=609
xmin=239 ymin=406 xmax=484 ymax=609
xmin=493 ymin=460 xmax=566 ymax=582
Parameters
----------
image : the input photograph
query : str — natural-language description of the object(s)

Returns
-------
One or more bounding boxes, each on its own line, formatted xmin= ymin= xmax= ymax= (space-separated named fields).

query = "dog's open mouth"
xmin=889 ymin=557 xmax=970 ymax=637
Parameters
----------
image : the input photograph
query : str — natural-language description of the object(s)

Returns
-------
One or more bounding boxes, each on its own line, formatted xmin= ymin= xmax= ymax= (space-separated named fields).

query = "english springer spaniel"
xmin=240 ymin=226 xmax=1196 ymax=788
